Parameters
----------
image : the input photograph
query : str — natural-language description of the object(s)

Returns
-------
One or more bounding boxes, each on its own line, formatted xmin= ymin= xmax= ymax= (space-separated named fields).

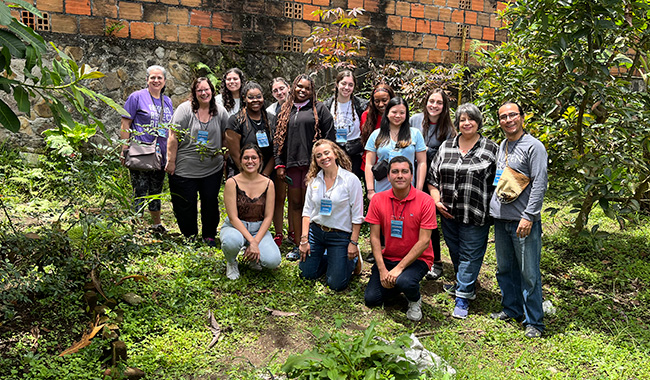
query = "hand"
xmin=165 ymin=161 xmax=176 ymax=175
xmin=299 ymin=242 xmax=310 ymax=262
xmin=277 ymin=168 xmax=286 ymax=181
xmin=347 ymin=242 xmax=359 ymax=260
xmin=436 ymin=202 xmax=453 ymax=219
xmin=243 ymin=241 xmax=260 ymax=263
xmin=379 ymin=267 xmax=394 ymax=289
xmin=516 ymin=218 xmax=533 ymax=238
xmin=120 ymin=148 xmax=127 ymax=166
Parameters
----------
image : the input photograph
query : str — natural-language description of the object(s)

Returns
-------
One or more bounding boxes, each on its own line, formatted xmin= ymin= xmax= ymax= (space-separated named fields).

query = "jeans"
xmin=168 ymin=171 xmax=223 ymax=239
xmin=494 ymin=219 xmax=544 ymax=331
xmin=299 ymin=224 xmax=356 ymax=291
xmin=220 ymin=218 xmax=281 ymax=269
xmin=364 ymin=258 xmax=428 ymax=306
xmin=440 ymin=217 xmax=490 ymax=300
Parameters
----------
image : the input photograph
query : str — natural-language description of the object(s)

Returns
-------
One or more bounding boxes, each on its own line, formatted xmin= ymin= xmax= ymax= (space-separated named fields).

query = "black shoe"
xmin=490 ymin=311 xmax=511 ymax=321
xmin=425 ymin=262 xmax=443 ymax=280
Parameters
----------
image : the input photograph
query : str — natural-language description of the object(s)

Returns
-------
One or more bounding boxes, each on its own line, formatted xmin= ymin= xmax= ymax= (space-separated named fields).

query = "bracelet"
xmin=349 ymin=240 xmax=359 ymax=246
xmin=367 ymin=188 xmax=374 ymax=191
xmin=274 ymin=164 xmax=286 ymax=170
xmin=300 ymin=241 xmax=309 ymax=245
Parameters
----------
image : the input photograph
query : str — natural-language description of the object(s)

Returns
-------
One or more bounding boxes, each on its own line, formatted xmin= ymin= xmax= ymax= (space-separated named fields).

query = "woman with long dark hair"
xmin=216 ymin=67 xmax=245 ymax=117
xmin=274 ymin=74 xmax=335 ymax=261
xmin=360 ymin=83 xmax=395 ymax=189
xmin=165 ymin=77 xmax=229 ymax=246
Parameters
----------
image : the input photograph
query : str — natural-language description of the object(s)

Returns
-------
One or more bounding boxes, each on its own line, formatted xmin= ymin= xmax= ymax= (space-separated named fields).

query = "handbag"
xmin=495 ymin=140 xmax=530 ymax=203
xmin=124 ymin=139 xmax=162 ymax=171
xmin=345 ymin=138 xmax=364 ymax=156
xmin=371 ymin=159 xmax=389 ymax=181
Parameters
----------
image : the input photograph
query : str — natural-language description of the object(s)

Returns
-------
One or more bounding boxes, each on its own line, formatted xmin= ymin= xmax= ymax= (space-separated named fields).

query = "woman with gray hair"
xmin=120 ymin=65 xmax=173 ymax=233
xmin=426 ymin=103 xmax=498 ymax=319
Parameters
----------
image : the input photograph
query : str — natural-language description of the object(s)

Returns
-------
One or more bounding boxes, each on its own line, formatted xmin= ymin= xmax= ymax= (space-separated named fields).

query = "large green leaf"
xmin=0 ymin=2 xmax=12 ymax=26
xmin=9 ymin=19 xmax=45 ymax=52
xmin=7 ymin=0 xmax=42 ymax=17
xmin=93 ymin=90 xmax=130 ymax=116
xmin=0 ymin=29 xmax=26 ymax=58
xmin=13 ymin=86 xmax=30 ymax=113
xmin=0 ymin=98 xmax=20 ymax=132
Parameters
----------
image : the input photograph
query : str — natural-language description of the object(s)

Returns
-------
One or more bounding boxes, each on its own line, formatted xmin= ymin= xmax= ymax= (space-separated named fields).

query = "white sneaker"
xmin=226 ymin=260 xmax=240 ymax=280
xmin=406 ymin=297 xmax=423 ymax=321
xmin=248 ymin=260 xmax=262 ymax=271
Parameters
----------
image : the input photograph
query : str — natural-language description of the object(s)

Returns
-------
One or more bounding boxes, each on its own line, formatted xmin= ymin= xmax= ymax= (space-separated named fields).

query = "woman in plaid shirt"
xmin=427 ymin=103 xmax=498 ymax=320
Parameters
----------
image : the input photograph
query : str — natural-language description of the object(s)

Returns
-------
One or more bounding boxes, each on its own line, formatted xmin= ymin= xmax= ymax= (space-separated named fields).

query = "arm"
xmin=243 ymin=180 xmax=276 ymax=263
xmin=223 ymin=178 xmax=259 ymax=251
xmin=415 ymin=150 xmax=427 ymax=190
xmin=383 ymin=228 xmax=432 ymax=287
xmin=299 ymin=215 xmax=311 ymax=261
xmin=119 ymin=117 xmax=132 ymax=165
xmin=224 ymin=130 xmax=242 ymax=171
xmin=348 ymin=223 xmax=362 ymax=260
xmin=519 ymin=142 xmax=548 ymax=237
xmin=429 ymin=186 xmax=452 ymax=219
xmin=364 ymin=151 xmax=377 ymax=200
xmin=165 ymin=127 xmax=179 ymax=175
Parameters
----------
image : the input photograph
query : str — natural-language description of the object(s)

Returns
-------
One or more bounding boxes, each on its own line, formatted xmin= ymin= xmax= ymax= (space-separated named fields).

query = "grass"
xmin=1 ymin=151 xmax=649 ymax=379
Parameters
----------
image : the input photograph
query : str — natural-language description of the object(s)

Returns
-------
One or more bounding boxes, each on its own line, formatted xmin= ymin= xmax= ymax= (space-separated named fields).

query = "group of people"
xmin=120 ymin=65 xmax=548 ymax=338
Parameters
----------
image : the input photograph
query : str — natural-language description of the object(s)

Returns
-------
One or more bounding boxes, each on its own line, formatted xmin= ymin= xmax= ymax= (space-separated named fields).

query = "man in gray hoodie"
xmin=489 ymin=101 xmax=548 ymax=339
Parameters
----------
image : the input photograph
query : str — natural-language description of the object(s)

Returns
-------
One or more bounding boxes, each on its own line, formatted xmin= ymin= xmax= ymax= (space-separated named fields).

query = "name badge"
xmin=158 ymin=128 xmax=167 ymax=137
xmin=197 ymin=130 xmax=209 ymax=145
xmin=390 ymin=219 xmax=403 ymax=238
xmin=336 ymin=128 xmax=348 ymax=143
xmin=256 ymin=131 xmax=269 ymax=147
xmin=319 ymin=198 xmax=333 ymax=216
xmin=493 ymin=169 xmax=503 ymax=186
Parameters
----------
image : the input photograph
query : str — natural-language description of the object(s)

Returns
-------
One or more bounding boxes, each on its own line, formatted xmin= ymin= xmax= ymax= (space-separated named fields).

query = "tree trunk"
xmin=573 ymin=190 xmax=596 ymax=234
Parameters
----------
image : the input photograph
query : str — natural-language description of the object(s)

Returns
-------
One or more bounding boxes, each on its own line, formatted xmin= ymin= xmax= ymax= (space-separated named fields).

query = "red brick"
xmin=442 ymin=50 xmax=457 ymax=63
xmin=469 ymin=25 xmax=482 ymax=39
xmin=160 ymin=0 xmax=179 ymax=4
xmin=245 ymin=0 xmax=265 ymax=13
xmin=395 ymin=1 xmax=410 ymax=16
xmin=465 ymin=11 xmax=477 ymax=24
xmin=384 ymin=0 xmax=395 ymax=14
xmin=105 ymin=19 xmax=129 ymax=38
xmin=364 ymin=0 xmax=379 ymax=12
xmin=437 ymin=35 xmax=449 ymax=49
xmin=497 ymin=1 xmax=508 ymax=11
xmin=444 ymin=22 xmax=457 ymax=36
xmin=400 ymin=47 xmax=414 ymax=61
xmin=402 ymin=17 xmax=415 ymax=32
xmin=472 ymin=0 xmax=484 ymax=11
xmin=386 ymin=47 xmax=400 ymax=60
xmin=424 ymin=5 xmax=437 ymax=19
xmin=222 ymin=31 xmax=241 ymax=44
xmin=408 ymin=34 xmax=422 ymax=47
xmin=495 ymin=29 xmax=508 ymax=42
xmin=265 ymin=1 xmax=283 ymax=16
xmin=414 ymin=48 xmax=428 ymax=62
xmin=449 ymin=37 xmax=461 ymax=51
xmin=130 ymin=21 xmax=154 ymax=39
xmin=79 ymin=17 xmax=104 ymax=35
xmin=430 ymin=21 xmax=443 ymax=34
xmin=201 ymin=28 xmax=221 ymax=45
xmin=387 ymin=15 xmax=401 ymax=30
xmin=168 ymin=8 xmax=188 ymax=24
xmin=422 ymin=34 xmax=436 ymax=48
xmin=416 ymin=19 xmax=429 ymax=33
xmin=190 ymin=9 xmax=211 ymax=27
xmin=428 ymin=50 xmax=442 ymax=63
xmin=349 ymin=0 xmax=364 ymax=8
xmin=293 ymin=21 xmax=311 ymax=37
xmin=212 ymin=12 xmax=233 ymax=29
xmin=156 ymin=24 xmax=178 ymax=41
xmin=357 ymin=13 xmax=371 ymax=25
xmin=180 ymin=0 xmax=201 ymax=6
xmin=490 ymin=14 xmax=501 ymax=28
xmin=451 ymin=10 xmax=463 ymax=23
xmin=393 ymin=31 xmax=407 ymax=46
xmin=178 ymin=25 xmax=199 ymax=43
xmin=275 ymin=20 xmax=292 ymax=35
xmin=37 ymin=0 xmax=64 ymax=12
xmin=303 ymin=5 xmax=320 ymax=21
xmin=477 ymin=12 xmax=490 ymax=26
xmin=438 ymin=8 xmax=451 ymax=21
xmin=447 ymin=0 xmax=459 ymax=7
xmin=92 ymin=0 xmax=116 ymax=17
xmin=119 ymin=2 xmax=142 ymax=20
xmin=50 ymin=13 xmax=77 ymax=33
xmin=143 ymin=4 xmax=167 ymax=23
xmin=66 ymin=0 xmax=90 ymax=15
xmin=433 ymin=0 xmax=445 ymax=5
xmin=313 ymin=0 xmax=330 ymax=5
xmin=410 ymin=3 xmax=424 ymax=18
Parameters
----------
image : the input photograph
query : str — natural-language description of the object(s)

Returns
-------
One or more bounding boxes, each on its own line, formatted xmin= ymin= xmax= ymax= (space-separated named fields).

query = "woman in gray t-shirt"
xmin=166 ymin=77 xmax=229 ymax=246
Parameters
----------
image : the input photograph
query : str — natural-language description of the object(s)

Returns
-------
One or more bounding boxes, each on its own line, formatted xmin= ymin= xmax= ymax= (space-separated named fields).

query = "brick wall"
xmin=33 ymin=0 xmax=505 ymax=64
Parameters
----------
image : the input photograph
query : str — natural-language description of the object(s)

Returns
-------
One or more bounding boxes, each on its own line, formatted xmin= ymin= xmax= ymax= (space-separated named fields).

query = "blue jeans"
xmin=440 ymin=217 xmax=490 ymax=300
xmin=364 ymin=259 xmax=428 ymax=306
xmin=299 ymin=224 xmax=356 ymax=291
xmin=494 ymin=219 xmax=544 ymax=331
xmin=220 ymin=218 xmax=281 ymax=269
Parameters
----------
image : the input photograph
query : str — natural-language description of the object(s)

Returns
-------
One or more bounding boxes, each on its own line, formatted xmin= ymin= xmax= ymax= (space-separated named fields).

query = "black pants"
xmin=364 ymin=258 xmax=429 ymax=306
xmin=432 ymin=228 xmax=441 ymax=262
xmin=168 ymin=171 xmax=223 ymax=239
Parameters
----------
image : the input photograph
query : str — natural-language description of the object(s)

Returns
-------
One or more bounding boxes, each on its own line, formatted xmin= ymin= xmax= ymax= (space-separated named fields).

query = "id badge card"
xmin=158 ymin=128 xmax=167 ymax=137
xmin=493 ymin=169 xmax=503 ymax=186
xmin=197 ymin=130 xmax=209 ymax=145
xmin=256 ymin=131 xmax=270 ymax=147
xmin=336 ymin=128 xmax=348 ymax=143
xmin=319 ymin=198 xmax=333 ymax=216
xmin=390 ymin=219 xmax=403 ymax=238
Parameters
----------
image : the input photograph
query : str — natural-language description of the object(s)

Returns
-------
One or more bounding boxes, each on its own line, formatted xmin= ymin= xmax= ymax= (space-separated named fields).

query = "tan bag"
xmin=495 ymin=140 xmax=530 ymax=204
xmin=124 ymin=139 xmax=162 ymax=171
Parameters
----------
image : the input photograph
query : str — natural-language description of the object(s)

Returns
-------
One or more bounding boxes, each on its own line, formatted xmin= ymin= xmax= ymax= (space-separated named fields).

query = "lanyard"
xmin=390 ymin=197 xmax=408 ymax=220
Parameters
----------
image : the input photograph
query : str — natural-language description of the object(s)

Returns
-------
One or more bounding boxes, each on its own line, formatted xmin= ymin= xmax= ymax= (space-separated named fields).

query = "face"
xmin=458 ymin=113 xmax=479 ymax=138
xmin=387 ymin=104 xmax=407 ymax=127
xmin=240 ymin=149 xmax=261 ymax=173
xmin=426 ymin=93 xmax=444 ymax=118
xmin=147 ymin=69 xmax=166 ymax=93
xmin=388 ymin=162 xmax=412 ymax=191
xmin=271 ymin=81 xmax=288 ymax=103
xmin=373 ymin=91 xmax=391 ymax=113
xmin=245 ymin=88 xmax=264 ymax=113
xmin=337 ymin=76 xmax=355 ymax=99
xmin=498 ymin=103 xmax=524 ymax=138
xmin=195 ymin=80 xmax=212 ymax=105
xmin=225 ymin=72 xmax=241 ymax=93
xmin=313 ymin=143 xmax=337 ymax=170
xmin=294 ymin=79 xmax=313 ymax=102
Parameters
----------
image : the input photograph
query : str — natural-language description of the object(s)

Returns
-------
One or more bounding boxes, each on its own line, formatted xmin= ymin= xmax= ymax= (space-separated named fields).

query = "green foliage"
xmin=305 ymin=7 xmax=368 ymax=72
xmin=282 ymin=319 xmax=431 ymax=379
xmin=471 ymin=0 xmax=650 ymax=233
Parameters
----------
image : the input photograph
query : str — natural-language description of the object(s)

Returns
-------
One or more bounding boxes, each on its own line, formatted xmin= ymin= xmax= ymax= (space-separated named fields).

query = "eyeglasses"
xmin=498 ymin=112 xmax=520 ymax=121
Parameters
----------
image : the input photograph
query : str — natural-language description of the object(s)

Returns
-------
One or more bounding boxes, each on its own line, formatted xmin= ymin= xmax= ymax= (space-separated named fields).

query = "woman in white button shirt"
xmin=299 ymin=139 xmax=364 ymax=291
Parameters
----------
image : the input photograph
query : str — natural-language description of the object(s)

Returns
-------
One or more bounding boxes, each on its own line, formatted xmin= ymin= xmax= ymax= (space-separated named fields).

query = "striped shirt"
xmin=427 ymin=134 xmax=498 ymax=226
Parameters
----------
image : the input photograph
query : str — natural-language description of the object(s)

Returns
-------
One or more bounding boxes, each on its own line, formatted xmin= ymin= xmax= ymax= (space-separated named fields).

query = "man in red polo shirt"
xmin=364 ymin=156 xmax=437 ymax=321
